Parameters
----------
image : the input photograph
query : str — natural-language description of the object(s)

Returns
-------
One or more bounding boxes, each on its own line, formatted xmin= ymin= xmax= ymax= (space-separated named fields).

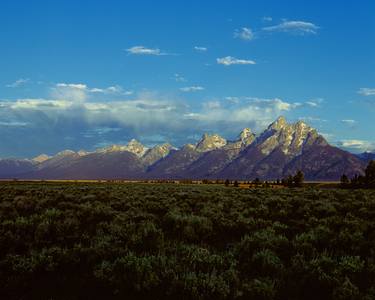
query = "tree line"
xmin=224 ymin=170 xmax=305 ymax=188
xmin=341 ymin=160 xmax=375 ymax=189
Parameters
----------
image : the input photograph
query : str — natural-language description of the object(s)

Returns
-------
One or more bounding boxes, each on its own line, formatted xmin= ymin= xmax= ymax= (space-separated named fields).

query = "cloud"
xmin=0 ymin=96 xmax=185 ymax=133
xmin=173 ymin=74 xmax=187 ymax=82
xmin=56 ymin=83 xmax=86 ymax=89
xmin=299 ymin=116 xmax=327 ymax=123
xmin=194 ymin=46 xmax=207 ymax=52
xmin=9 ymin=99 xmax=73 ymax=110
xmin=224 ymin=96 xmax=302 ymax=110
xmin=0 ymin=121 xmax=29 ymax=127
xmin=217 ymin=56 xmax=256 ymax=66
xmin=234 ymin=27 xmax=254 ymax=41
xmin=247 ymin=97 xmax=299 ymax=111
xmin=321 ymin=132 xmax=335 ymax=140
xmin=0 ymin=92 xmax=302 ymax=157
xmin=51 ymin=84 xmax=88 ymax=102
xmin=262 ymin=20 xmax=319 ymax=35
xmin=358 ymin=88 xmax=375 ymax=96
xmin=304 ymin=98 xmax=324 ymax=108
xmin=337 ymin=140 xmax=375 ymax=153
xmin=126 ymin=46 xmax=170 ymax=56
xmin=51 ymin=83 xmax=132 ymax=102
xmin=225 ymin=97 xmax=240 ymax=104
xmin=186 ymin=98 xmax=296 ymax=131
xmin=203 ymin=101 xmax=221 ymax=109
xmin=180 ymin=86 xmax=205 ymax=92
xmin=90 ymin=85 xmax=133 ymax=95
xmin=262 ymin=17 xmax=273 ymax=22
xmin=6 ymin=78 xmax=30 ymax=88
xmin=341 ymin=119 xmax=357 ymax=125
xmin=83 ymin=127 xmax=122 ymax=137
xmin=305 ymin=101 xmax=319 ymax=107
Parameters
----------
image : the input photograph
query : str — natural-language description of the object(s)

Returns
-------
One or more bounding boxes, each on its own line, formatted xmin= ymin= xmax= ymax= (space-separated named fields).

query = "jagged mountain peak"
xmin=356 ymin=151 xmax=375 ymax=163
xmin=0 ymin=116 xmax=365 ymax=181
xmin=239 ymin=128 xmax=252 ymax=138
xmin=195 ymin=133 xmax=227 ymax=152
xmin=127 ymin=139 xmax=142 ymax=146
xmin=268 ymin=116 xmax=288 ymax=131
xmin=32 ymin=154 xmax=50 ymax=163
xmin=267 ymin=117 xmax=311 ymax=133
xmin=56 ymin=150 xmax=76 ymax=157
xmin=258 ymin=117 xmax=323 ymax=156
xmin=96 ymin=144 xmax=126 ymax=153
xmin=146 ymin=143 xmax=174 ymax=154
xmin=124 ymin=139 xmax=148 ymax=157
xmin=154 ymin=143 xmax=175 ymax=151
xmin=183 ymin=143 xmax=197 ymax=151
xmin=95 ymin=139 xmax=147 ymax=157
xmin=78 ymin=150 xmax=90 ymax=156
xmin=238 ymin=128 xmax=256 ymax=146
xmin=295 ymin=119 xmax=307 ymax=127
xmin=142 ymin=143 xmax=175 ymax=166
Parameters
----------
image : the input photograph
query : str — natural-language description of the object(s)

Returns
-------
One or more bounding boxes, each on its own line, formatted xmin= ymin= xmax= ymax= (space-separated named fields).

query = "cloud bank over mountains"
xmin=0 ymin=82 xmax=311 ymax=157
xmin=1 ymin=79 xmax=371 ymax=157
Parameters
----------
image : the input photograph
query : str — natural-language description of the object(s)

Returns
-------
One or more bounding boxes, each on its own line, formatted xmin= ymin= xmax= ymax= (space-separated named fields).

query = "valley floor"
xmin=1 ymin=182 xmax=375 ymax=299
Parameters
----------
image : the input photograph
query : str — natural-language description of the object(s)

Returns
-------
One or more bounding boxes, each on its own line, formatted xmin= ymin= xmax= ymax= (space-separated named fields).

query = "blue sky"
xmin=0 ymin=0 xmax=374 ymax=157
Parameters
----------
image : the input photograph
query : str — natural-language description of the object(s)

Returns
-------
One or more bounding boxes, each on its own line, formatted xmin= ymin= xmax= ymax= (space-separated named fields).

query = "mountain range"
xmin=0 ymin=117 xmax=371 ymax=181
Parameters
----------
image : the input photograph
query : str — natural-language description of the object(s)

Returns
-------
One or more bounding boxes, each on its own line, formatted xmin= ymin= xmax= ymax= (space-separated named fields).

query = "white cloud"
xmin=217 ymin=56 xmax=256 ymax=66
xmin=194 ymin=46 xmax=207 ymax=52
xmin=9 ymin=99 xmax=73 ymax=110
xmin=262 ymin=17 xmax=273 ymax=22
xmin=180 ymin=86 xmax=205 ymax=92
xmin=90 ymin=88 xmax=104 ymax=93
xmin=341 ymin=119 xmax=356 ymax=125
xmin=6 ymin=78 xmax=30 ymax=88
xmin=299 ymin=116 xmax=327 ymax=123
xmin=52 ymin=84 xmax=88 ymax=102
xmin=0 ymin=93 xmax=300 ymax=145
xmin=173 ymin=74 xmax=187 ymax=82
xmin=91 ymin=85 xmax=133 ymax=95
xmin=306 ymin=101 xmax=318 ymax=107
xmin=56 ymin=83 xmax=87 ymax=89
xmin=186 ymin=97 xmax=296 ymax=132
xmin=0 ymin=78 xmax=309 ymax=156
xmin=225 ymin=97 xmax=240 ymax=104
xmin=337 ymin=140 xmax=375 ymax=152
xmin=304 ymin=98 xmax=324 ymax=108
xmin=52 ymin=83 xmax=132 ymax=102
xmin=234 ymin=27 xmax=254 ymax=41
xmin=262 ymin=20 xmax=319 ymax=35
xmin=358 ymin=88 xmax=375 ymax=96
xmin=0 ymin=121 xmax=29 ymax=127
xmin=203 ymin=101 xmax=221 ymax=109
xmin=247 ymin=97 xmax=297 ymax=111
xmin=321 ymin=132 xmax=334 ymax=139
xmin=126 ymin=46 xmax=169 ymax=56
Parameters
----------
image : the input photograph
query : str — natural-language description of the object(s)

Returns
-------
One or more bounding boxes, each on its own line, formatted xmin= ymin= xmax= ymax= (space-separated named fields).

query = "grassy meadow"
xmin=1 ymin=182 xmax=375 ymax=299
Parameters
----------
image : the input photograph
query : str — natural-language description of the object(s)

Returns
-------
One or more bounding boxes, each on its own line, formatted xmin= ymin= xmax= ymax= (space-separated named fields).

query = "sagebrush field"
xmin=1 ymin=182 xmax=375 ymax=299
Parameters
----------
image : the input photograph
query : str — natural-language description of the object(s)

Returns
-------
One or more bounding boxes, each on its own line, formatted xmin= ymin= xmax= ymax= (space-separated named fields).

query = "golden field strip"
xmin=0 ymin=179 xmax=341 ymax=189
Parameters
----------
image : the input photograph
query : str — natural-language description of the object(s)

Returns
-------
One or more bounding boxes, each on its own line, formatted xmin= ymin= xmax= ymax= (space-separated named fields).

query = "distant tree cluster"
xmin=341 ymin=160 xmax=375 ymax=189
xmin=282 ymin=170 xmax=305 ymax=188
xmin=222 ymin=173 xmax=305 ymax=189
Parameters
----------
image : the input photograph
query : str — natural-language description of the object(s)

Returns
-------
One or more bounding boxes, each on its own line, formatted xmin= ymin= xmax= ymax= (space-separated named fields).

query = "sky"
xmin=0 ymin=0 xmax=374 ymax=158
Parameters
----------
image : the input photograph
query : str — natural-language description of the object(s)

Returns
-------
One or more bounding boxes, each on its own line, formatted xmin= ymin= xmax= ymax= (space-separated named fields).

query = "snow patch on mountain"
xmin=96 ymin=139 xmax=148 ymax=157
xmin=32 ymin=154 xmax=50 ymax=163
xmin=195 ymin=134 xmax=227 ymax=152
xmin=258 ymin=117 xmax=320 ymax=156
xmin=142 ymin=143 xmax=175 ymax=166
